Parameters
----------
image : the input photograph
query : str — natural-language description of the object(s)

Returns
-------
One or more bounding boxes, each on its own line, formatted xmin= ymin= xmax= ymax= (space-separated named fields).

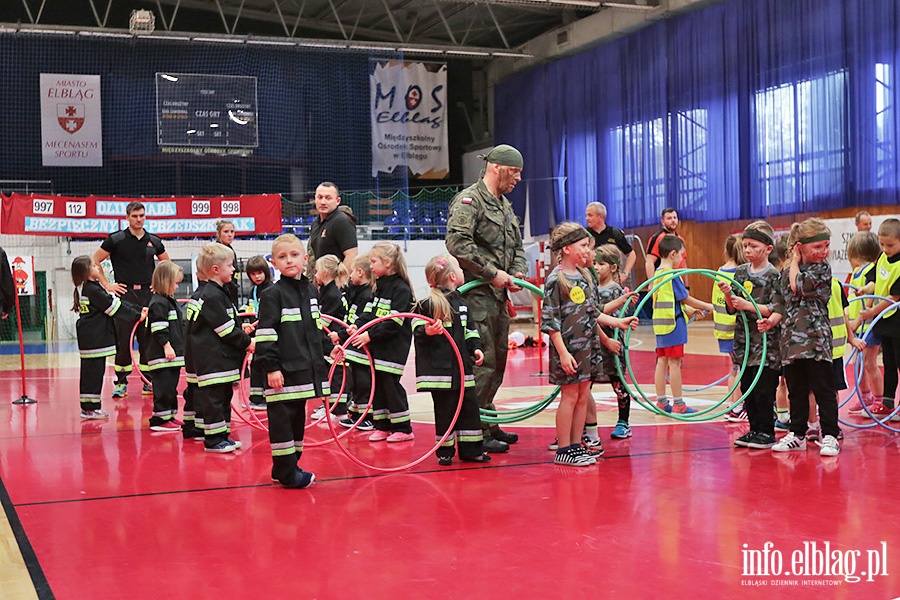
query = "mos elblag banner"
xmin=370 ymin=61 xmax=448 ymax=179
xmin=40 ymin=73 xmax=103 ymax=167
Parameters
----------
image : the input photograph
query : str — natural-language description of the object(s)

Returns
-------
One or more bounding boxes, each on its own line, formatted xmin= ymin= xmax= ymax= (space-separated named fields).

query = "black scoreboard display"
xmin=156 ymin=73 xmax=259 ymax=153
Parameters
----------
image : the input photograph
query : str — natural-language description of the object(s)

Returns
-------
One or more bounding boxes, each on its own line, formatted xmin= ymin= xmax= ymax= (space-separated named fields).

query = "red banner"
xmin=0 ymin=193 xmax=283 ymax=238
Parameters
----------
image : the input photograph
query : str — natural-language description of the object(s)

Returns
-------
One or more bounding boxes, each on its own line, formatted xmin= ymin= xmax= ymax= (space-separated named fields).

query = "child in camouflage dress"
xmin=542 ymin=223 xmax=637 ymax=467
xmin=762 ymin=218 xmax=841 ymax=457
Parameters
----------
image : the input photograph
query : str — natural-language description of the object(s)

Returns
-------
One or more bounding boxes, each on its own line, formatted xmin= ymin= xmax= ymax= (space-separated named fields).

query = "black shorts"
xmin=832 ymin=357 xmax=847 ymax=392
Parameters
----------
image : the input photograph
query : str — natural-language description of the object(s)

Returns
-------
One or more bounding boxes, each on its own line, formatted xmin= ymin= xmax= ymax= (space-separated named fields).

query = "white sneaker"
xmin=772 ymin=431 xmax=807 ymax=452
xmin=310 ymin=405 xmax=326 ymax=420
xmin=819 ymin=435 xmax=840 ymax=457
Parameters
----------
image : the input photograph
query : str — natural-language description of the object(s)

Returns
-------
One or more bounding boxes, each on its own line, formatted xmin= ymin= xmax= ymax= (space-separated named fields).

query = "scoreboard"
xmin=156 ymin=73 xmax=259 ymax=151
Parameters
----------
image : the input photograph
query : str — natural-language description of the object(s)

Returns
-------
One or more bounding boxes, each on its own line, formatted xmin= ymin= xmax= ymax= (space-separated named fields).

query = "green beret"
xmin=478 ymin=144 xmax=523 ymax=169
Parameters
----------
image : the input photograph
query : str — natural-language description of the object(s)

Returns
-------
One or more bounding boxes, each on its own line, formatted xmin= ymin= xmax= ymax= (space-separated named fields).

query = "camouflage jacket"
xmin=727 ymin=263 xmax=783 ymax=369
xmin=445 ymin=179 xmax=527 ymax=301
xmin=775 ymin=261 xmax=833 ymax=364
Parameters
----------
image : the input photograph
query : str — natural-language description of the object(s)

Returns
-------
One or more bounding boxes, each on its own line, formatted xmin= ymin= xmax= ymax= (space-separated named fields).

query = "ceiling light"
xmin=601 ymin=2 xmax=658 ymax=10
xmin=446 ymin=50 xmax=491 ymax=57
xmin=552 ymin=0 xmax=602 ymax=7
xmin=399 ymin=47 xmax=445 ymax=54
xmin=246 ymin=39 xmax=296 ymax=46
xmin=492 ymin=51 xmax=533 ymax=58
xmin=192 ymin=36 xmax=244 ymax=44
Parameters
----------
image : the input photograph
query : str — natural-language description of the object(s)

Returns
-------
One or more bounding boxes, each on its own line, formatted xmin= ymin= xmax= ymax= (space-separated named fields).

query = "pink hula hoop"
xmin=320 ymin=311 xmax=466 ymax=473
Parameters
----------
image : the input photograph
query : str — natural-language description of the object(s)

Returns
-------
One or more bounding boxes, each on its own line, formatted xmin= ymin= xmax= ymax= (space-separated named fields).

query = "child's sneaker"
xmin=805 ymin=423 xmax=821 ymax=442
xmin=150 ymin=421 xmax=181 ymax=432
xmin=746 ymin=432 xmax=776 ymax=449
xmin=610 ymin=421 xmax=632 ymax=439
xmin=80 ymin=409 xmax=109 ymax=420
xmin=724 ymin=407 xmax=748 ymax=422
xmin=818 ymin=435 xmax=840 ymax=456
xmin=283 ymin=470 xmax=316 ymax=489
xmin=438 ymin=456 xmax=453 ymax=466
xmin=368 ymin=430 xmax=390 ymax=442
xmin=548 ymin=438 xmax=559 ymax=451
xmin=655 ymin=400 xmax=673 ymax=413
xmin=581 ymin=435 xmax=602 ymax=448
xmin=248 ymin=402 xmax=267 ymax=411
xmin=772 ymin=432 xmax=806 ymax=452
xmin=112 ymin=383 xmax=127 ymax=398
xmin=310 ymin=405 xmax=328 ymax=420
xmin=554 ymin=445 xmax=593 ymax=467
xmin=867 ymin=403 xmax=900 ymax=421
xmin=150 ymin=421 xmax=181 ymax=433
xmin=142 ymin=382 xmax=153 ymax=395
xmin=205 ymin=439 xmax=239 ymax=453
xmin=386 ymin=431 xmax=415 ymax=443
xmin=672 ymin=403 xmax=697 ymax=414
xmin=775 ymin=418 xmax=790 ymax=431
xmin=847 ymin=396 xmax=874 ymax=415
xmin=733 ymin=431 xmax=755 ymax=447
xmin=581 ymin=444 xmax=604 ymax=459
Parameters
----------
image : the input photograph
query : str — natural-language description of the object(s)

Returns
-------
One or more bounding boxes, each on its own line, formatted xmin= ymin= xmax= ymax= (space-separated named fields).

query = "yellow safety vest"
xmin=711 ymin=268 xmax=737 ymax=341
xmin=847 ymin=262 xmax=874 ymax=334
xmin=652 ymin=267 xmax=677 ymax=335
xmin=875 ymin=252 xmax=900 ymax=321
xmin=828 ymin=278 xmax=847 ymax=359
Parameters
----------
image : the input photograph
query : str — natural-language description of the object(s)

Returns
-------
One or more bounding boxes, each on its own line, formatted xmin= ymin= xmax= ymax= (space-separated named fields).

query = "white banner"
xmin=40 ymin=74 xmax=103 ymax=167
xmin=370 ymin=62 xmax=448 ymax=178
xmin=825 ymin=215 xmax=898 ymax=282
xmin=8 ymin=255 xmax=35 ymax=296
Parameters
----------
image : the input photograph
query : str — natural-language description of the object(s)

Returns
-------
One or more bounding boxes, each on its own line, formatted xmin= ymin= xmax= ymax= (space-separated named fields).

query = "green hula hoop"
xmin=458 ymin=276 xmax=560 ymax=423
xmin=614 ymin=268 xmax=767 ymax=422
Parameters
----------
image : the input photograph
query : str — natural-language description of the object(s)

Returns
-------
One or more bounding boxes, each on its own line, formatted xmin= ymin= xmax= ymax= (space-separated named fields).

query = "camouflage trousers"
xmin=465 ymin=293 xmax=510 ymax=434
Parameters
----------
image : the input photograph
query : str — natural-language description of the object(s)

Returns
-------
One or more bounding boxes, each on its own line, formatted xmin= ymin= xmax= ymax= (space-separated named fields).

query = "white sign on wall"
xmin=824 ymin=215 xmax=898 ymax=282
xmin=40 ymin=74 xmax=103 ymax=167
xmin=370 ymin=62 xmax=448 ymax=179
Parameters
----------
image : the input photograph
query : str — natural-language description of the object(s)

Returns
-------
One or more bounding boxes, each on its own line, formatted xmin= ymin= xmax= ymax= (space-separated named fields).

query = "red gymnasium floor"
xmin=2 ymin=335 xmax=900 ymax=599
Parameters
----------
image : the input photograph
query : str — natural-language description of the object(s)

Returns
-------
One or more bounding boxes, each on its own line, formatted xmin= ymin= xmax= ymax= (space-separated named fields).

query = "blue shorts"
xmin=718 ymin=339 xmax=734 ymax=354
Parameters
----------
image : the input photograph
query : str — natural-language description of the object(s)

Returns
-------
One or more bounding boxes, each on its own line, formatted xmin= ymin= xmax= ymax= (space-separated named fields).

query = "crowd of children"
xmin=70 ymin=212 xmax=900 ymax=479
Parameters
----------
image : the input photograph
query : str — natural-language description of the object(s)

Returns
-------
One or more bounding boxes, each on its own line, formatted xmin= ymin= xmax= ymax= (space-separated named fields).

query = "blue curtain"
xmin=496 ymin=0 xmax=900 ymax=232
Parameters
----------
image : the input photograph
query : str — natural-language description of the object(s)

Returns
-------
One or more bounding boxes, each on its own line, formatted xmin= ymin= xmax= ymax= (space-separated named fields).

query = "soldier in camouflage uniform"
xmin=445 ymin=144 xmax=526 ymax=452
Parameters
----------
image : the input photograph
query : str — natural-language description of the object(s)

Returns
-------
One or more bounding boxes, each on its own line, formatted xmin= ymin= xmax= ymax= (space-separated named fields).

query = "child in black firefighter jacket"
xmin=72 ymin=256 xmax=147 ymax=419
xmin=255 ymin=235 xmax=330 ymax=489
xmin=146 ymin=261 xmax=186 ymax=432
xmin=343 ymin=242 xmax=415 ymax=442
xmin=188 ymin=243 xmax=254 ymax=454
xmin=413 ymin=254 xmax=489 ymax=465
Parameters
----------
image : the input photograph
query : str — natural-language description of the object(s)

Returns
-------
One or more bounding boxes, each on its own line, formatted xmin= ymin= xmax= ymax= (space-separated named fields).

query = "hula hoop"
xmin=615 ymin=268 xmax=765 ymax=421
xmin=458 ymin=276 xmax=562 ymax=421
xmin=320 ymin=311 xmax=468 ymax=472
xmin=840 ymin=297 xmax=900 ymax=433
xmin=835 ymin=294 xmax=891 ymax=417
xmin=302 ymin=314 xmax=380 ymax=447
xmin=666 ymin=308 xmax=730 ymax=392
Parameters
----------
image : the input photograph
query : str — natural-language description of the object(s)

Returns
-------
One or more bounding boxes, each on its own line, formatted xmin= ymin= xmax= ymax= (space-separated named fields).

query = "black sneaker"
xmin=482 ymin=438 xmax=509 ymax=453
xmin=734 ymin=432 xmax=755 ymax=447
xmin=554 ymin=445 xmax=593 ymax=467
xmin=437 ymin=456 xmax=453 ymax=466
xmin=746 ymin=432 xmax=777 ymax=449
xmin=283 ymin=470 xmax=315 ymax=489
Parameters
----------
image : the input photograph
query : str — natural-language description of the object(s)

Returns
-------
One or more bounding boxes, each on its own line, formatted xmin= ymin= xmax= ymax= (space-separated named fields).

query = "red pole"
xmin=12 ymin=285 xmax=36 ymax=404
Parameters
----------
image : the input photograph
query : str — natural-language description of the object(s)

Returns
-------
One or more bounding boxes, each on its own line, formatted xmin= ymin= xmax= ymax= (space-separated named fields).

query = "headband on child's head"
xmin=550 ymin=227 xmax=590 ymax=252
xmin=742 ymin=229 xmax=773 ymax=246
xmin=799 ymin=232 xmax=830 ymax=244
xmin=594 ymin=250 xmax=620 ymax=269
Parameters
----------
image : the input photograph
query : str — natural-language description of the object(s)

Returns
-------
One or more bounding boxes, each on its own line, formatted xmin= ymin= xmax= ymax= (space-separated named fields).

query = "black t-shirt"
xmin=588 ymin=225 xmax=633 ymax=257
xmin=309 ymin=209 xmax=358 ymax=261
xmin=100 ymin=229 xmax=166 ymax=285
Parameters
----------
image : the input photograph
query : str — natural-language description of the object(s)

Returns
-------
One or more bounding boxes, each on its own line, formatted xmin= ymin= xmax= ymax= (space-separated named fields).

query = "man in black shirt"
xmin=307 ymin=182 xmax=359 ymax=275
xmin=0 ymin=247 xmax=16 ymax=319
xmin=92 ymin=201 xmax=170 ymax=398
xmin=585 ymin=202 xmax=636 ymax=282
